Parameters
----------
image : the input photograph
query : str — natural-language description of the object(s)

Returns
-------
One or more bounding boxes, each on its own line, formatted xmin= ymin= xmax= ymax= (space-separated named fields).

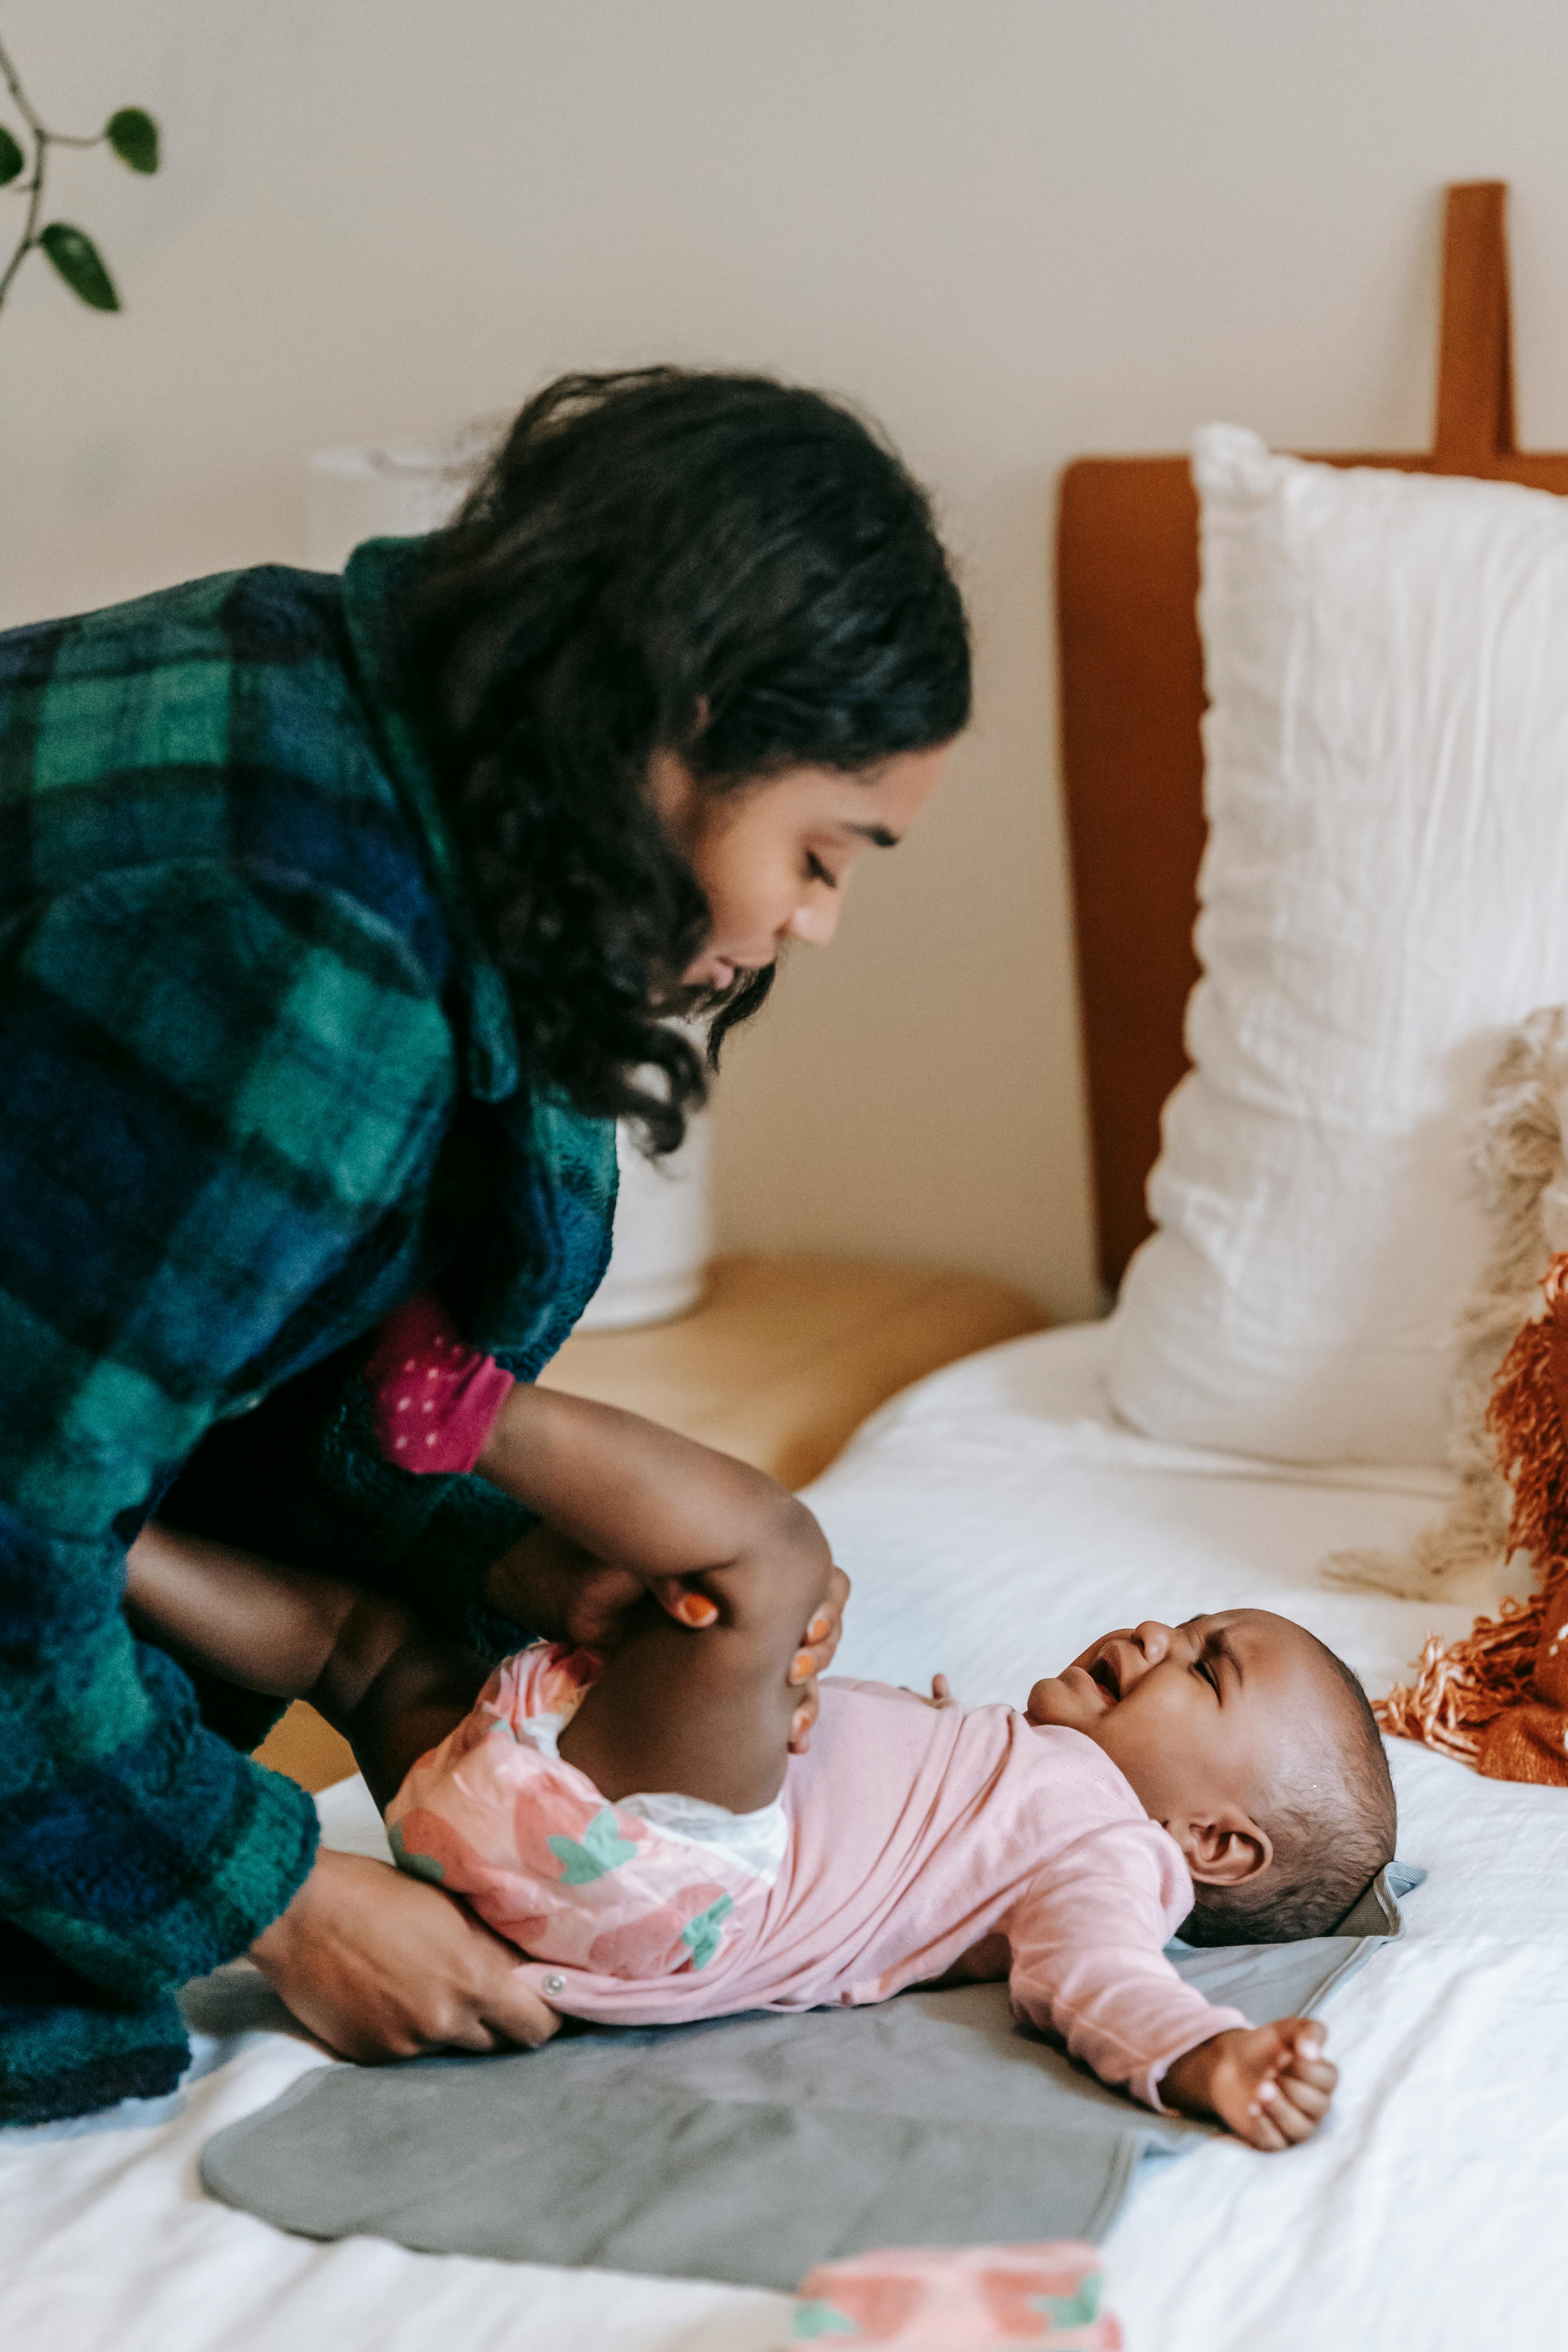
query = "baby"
xmin=128 ymin=1303 xmax=1395 ymax=2153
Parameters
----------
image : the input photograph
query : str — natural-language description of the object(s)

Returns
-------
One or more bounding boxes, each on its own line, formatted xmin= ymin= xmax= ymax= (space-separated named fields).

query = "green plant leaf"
xmin=40 ymin=223 xmax=120 ymax=311
xmin=106 ymin=107 xmax=158 ymax=174
xmin=0 ymin=125 xmax=23 ymax=186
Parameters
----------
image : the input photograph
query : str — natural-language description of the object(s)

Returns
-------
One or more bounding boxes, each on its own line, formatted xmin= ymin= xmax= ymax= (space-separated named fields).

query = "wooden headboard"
xmin=1057 ymin=183 xmax=1568 ymax=1295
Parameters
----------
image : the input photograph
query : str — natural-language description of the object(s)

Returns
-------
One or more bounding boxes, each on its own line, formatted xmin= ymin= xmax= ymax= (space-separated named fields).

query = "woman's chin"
xmin=681 ymin=953 xmax=736 ymax=991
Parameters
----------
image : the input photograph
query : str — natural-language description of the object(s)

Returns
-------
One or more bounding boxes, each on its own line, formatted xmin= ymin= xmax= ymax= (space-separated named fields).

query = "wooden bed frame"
xmin=1058 ymin=182 xmax=1568 ymax=1293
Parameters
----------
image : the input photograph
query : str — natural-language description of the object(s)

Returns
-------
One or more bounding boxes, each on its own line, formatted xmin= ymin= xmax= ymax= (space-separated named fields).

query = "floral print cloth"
xmin=788 ymin=2243 xmax=1120 ymax=2346
xmin=387 ymin=1644 xmax=782 ymax=1982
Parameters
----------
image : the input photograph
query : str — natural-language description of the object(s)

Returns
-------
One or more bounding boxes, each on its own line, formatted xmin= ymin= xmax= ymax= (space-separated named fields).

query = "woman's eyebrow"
xmin=840 ymin=821 xmax=901 ymax=847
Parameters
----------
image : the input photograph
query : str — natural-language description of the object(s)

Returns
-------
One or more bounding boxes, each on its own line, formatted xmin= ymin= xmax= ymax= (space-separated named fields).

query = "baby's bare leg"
xmin=557 ymin=1498 xmax=832 ymax=1813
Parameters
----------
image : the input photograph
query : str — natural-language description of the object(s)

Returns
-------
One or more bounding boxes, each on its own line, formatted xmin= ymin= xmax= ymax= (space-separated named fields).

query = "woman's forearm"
xmin=123 ymin=1521 xmax=470 ymax=1777
xmin=124 ymin=1521 xmax=359 ymax=1696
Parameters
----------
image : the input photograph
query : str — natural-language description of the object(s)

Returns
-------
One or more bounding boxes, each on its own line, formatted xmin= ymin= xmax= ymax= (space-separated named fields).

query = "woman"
xmin=0 ymin=368 xmax=970 ymax=2125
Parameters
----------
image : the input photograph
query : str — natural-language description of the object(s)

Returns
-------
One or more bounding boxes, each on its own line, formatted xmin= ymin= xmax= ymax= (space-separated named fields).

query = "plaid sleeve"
xmin=0 ymin=856 xmax=456 ymax=1994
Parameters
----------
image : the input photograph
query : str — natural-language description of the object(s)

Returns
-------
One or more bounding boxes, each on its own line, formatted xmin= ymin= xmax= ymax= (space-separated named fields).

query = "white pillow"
xmin=1107 ymin=425 xmax=1568 ymax=1466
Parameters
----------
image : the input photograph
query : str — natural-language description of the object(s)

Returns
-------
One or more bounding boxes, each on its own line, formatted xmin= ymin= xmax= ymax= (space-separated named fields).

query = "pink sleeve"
xmin=1005 ymin=1818 xmax=1251 ymax=2111
xmin=364 ymin=1293 xmax=515 ymax=1474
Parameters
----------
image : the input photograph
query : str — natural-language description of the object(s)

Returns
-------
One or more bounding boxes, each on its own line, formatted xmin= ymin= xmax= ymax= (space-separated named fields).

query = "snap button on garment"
xmin=542 ymin=1974 xmax=565 ymax=1995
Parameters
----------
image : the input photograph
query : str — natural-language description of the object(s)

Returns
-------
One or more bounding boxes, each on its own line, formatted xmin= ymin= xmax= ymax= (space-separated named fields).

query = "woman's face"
xmin=650 ymin=743 xmax=952 ymax=989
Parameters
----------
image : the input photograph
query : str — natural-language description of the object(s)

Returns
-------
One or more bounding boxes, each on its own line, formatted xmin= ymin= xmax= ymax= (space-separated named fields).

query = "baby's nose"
xmin=1132 ymin=1620 xmax=1176 ymax=1664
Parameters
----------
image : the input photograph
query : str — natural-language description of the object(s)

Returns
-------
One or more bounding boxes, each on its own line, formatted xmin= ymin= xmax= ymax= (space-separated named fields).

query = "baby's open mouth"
xmin=1089 ymin=1652 xmax=1120 ymax=1701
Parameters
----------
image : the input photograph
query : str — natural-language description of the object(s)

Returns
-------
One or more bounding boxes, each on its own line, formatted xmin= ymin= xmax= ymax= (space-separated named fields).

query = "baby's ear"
xmin=1176 ymin=1808 xmax=1272 ymax=1888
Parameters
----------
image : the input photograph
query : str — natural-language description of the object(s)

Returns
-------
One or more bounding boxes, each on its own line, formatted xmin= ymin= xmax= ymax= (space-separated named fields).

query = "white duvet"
xmin=4 ymin=1323 xmax=1563 ymax=2352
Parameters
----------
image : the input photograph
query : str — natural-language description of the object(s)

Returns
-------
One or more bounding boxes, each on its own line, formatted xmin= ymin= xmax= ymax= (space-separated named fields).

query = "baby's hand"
xmin=902 ymin=1673 xmax=958 ymax=1708
xmin=1161 ymin=2018 xmax=1335 ymax=2151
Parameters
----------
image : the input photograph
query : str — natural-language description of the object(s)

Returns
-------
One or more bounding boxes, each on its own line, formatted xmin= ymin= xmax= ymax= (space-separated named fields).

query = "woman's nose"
xmin=786 ymin=894 xmax=842 ymax=949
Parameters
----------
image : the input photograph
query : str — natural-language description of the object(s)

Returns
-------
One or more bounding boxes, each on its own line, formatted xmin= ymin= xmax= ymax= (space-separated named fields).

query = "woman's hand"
xmin=1161 ymin=2018 xmax=1336 ymax=2149
xmin=486 ymin=1526 xmax=849 ymax=1752
xmin=486 ymin=1528 xmax=657 ymax=1652
xmin=784 ymin=1560 xmax=850 ymax=1751
xmin=250 ymin=1846 xmax=561 ymax=2061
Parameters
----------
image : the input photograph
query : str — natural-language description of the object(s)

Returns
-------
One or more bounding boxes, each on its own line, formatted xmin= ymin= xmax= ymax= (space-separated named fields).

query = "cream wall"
xmin=7 ymin=2 xmax=1568 ymax=1321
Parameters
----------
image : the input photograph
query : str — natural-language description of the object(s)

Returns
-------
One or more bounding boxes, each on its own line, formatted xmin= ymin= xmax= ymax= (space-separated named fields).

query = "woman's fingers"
xmin=621 ymin=1559 xmax=849 ymax=1659
xmin=798 ymin=1564 xmax=850 ymax=1673
xmin=810 ymin=1564 xmax=851 ymax=1658
xmin=481 ymin=1970 xmax=565 ymax=2051
xmin=252 ymin=1848 xmax=563 ymax=2063
xmin=785 ymin=1564 xmax=851 ymax=1751
xmin=635 ymin=1560 xmax=847 ymax=1755
xmin=487 ymin=1526 xmax=654 ymax=1649
xmin=788 ymin=1689 xmax=819 ymax=1752
xmin=649 ymin=1575 xmax=720 ymax=1629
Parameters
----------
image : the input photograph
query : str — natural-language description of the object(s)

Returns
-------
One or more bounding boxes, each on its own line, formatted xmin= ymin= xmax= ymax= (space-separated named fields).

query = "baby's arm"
xmin=124 ymin=1523 xmax=488 ymax=1806
xmin=1006 ymin=1822 xmax=1336 ymax=2148
xmin=1162 ymin=2021 xmax=1336 ymax=2150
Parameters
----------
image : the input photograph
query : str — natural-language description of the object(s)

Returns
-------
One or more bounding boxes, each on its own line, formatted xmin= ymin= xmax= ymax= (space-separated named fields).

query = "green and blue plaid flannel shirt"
xmin=0 ymin=540 xmax=617 ymax=2122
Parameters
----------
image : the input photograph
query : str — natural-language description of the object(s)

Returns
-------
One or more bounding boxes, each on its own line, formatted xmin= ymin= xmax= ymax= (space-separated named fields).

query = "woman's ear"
xmin=1169 ymin=1808 xmax=1272 ymax=1889
xmin=647 ymin=746 xmax=696 ymax=832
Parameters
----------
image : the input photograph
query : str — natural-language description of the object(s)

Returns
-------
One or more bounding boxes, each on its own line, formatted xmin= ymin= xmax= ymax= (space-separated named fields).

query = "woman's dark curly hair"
xmin=397 ymin=367 xmax=971 ymax=1155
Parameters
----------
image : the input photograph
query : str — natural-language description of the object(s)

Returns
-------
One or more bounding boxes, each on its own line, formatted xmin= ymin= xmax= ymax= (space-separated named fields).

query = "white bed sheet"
xmin=4 ymin=1321 xmax=1562 ymax=2352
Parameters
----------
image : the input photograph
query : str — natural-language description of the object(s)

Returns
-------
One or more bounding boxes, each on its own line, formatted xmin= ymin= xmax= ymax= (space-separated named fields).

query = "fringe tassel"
xmin=1377 ymin=1256 xmax=1568 ymax=1772
xmin=1326 ymin=1005 xmax=1568 ymax=1601
xmin=1374 ymin=1593 xmax=1555 ymax=1762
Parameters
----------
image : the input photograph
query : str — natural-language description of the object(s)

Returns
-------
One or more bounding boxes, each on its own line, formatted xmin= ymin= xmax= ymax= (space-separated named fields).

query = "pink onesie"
xmin=369 ymin=1297 xmax=1249 ymax=2111
xmin=388 ymin=1649 xmax=1249 ymax=2111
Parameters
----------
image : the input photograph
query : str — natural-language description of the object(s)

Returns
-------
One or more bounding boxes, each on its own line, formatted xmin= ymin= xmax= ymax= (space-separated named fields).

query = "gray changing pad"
xmin=199 ymin=1862 xmax=1420 ymax=2291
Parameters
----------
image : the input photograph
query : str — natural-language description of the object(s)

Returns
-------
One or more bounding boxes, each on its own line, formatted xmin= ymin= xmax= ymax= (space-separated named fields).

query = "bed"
xmin=6 ymin=184 xmax=1566 ymax=2350
xmin=5 ymin=1327 xmax=1563 ymax=2350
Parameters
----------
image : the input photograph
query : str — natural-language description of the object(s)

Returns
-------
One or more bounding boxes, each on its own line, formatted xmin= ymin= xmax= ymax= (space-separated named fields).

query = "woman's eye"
xmin=805 ymin=852 xmax=840 ymax=889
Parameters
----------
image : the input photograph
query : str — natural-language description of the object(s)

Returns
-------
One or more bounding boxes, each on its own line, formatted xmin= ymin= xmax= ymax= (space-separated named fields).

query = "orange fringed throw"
xmin=1377 ymin=1254 xmax=1568 ymax=1784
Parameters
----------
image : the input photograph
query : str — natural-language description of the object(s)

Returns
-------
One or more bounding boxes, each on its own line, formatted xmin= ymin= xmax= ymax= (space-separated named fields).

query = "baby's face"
xmin=1025 ymin=1610 xmax=1336 ymax=1844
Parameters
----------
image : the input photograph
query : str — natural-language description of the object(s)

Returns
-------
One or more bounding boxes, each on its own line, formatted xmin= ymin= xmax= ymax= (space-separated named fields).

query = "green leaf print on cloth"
xmin=548 ymin=1807 xmax=638 ymax=1885
xmin=387 ymin=1822 xmax=445 ymax=1883
xmin=681 ymin=1894 xmax=734 ymax=1969
xmin=792 ymin=2301 xmax=859 ymax=2339
xmin=1033 ymin=2273 xmax=1103 ymax=2327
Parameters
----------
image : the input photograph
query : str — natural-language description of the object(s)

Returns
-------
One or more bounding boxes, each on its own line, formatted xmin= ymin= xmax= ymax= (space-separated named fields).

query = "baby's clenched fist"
xmin=1161 ymin=2018 xmax=1336 ymax=2150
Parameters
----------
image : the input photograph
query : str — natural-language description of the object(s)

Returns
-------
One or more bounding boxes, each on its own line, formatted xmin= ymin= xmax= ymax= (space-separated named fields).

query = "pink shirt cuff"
xmin=365 ymin=1293 xmax=516 ymax=1474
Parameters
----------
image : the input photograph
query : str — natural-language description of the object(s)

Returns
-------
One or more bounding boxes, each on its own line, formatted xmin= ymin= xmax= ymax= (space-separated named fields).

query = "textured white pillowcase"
xmin=1107 ymin=425 xmax=1568 ymax=1466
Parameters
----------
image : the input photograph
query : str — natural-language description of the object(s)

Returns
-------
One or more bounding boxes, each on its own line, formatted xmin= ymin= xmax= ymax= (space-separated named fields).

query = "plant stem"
xmin=0 ymin=33 xmax=108 ymax=313
xmin=0 ymin=33 xmax=43 ymax=134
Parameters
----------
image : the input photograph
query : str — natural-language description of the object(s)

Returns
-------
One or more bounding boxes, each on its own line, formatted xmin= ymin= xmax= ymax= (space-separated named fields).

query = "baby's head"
xmin=1025 ymin=1610 xmax=1395 ymax=1943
